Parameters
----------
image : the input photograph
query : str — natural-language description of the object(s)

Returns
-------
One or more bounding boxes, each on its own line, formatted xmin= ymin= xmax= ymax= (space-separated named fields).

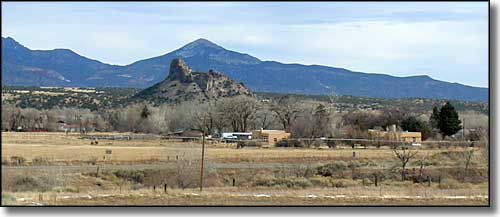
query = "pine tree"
xmin=429 ymin=106 xmax=440 ymax=129
xmin=140 ymin=104 xmax=151 ymax=119
xmin=437 ymin=102 xmax=462 ymax=137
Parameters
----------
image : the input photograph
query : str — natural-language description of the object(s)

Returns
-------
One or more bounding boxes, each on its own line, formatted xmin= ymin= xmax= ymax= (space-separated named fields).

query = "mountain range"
xmin=1 ymin=36 xmax=488 ymax=102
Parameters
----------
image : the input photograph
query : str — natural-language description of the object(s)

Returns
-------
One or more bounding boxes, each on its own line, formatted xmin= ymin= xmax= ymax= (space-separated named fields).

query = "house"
xmin=368 ymin=124 xmax=422 ymax=143
xmin=251 ymin=129 xmax=291 ymax=146
xmin=399 ymin=131 xmax=422 ymax=143
xmin=56 ymin=120 xmax=79 ymax=132
xmin=165 ymin=129 xmax=203 ymax=142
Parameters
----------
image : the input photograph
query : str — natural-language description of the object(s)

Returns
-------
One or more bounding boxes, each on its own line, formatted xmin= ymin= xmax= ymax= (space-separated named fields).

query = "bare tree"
xmin=271 ymin=96 xmax=302 ymax=132
xmin=216 ymin=96 xmax=259 ymax=132
xmin=393 ymin=144 xmax=419 ymax=181
xmin=252 ymin=104 xmax=277 ymax=130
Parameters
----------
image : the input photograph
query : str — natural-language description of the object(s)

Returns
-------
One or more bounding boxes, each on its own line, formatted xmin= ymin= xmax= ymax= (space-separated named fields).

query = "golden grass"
xmin=5 ymin=186 xmax=488 ymax=206
xmin=1 ymin=132 xmax=489 ymax=206
xmin=2 ymin=132 xmax=474 ymax=164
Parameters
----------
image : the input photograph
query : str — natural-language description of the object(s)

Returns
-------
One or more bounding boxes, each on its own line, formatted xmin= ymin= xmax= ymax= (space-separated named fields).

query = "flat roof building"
xmin=251 ymin=129 xmax=291 ymax=146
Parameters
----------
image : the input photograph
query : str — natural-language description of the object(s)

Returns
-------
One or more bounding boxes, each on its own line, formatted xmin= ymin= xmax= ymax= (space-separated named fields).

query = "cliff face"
xmin=133 ymin=58 xmax=253 ymax=103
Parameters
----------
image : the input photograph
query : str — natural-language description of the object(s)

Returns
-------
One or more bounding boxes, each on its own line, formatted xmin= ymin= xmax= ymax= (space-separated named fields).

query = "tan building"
xmin=251 ymin=129 xmax=291 ymax=146
xmin=368 ymin=125 xmax=422 ymax=143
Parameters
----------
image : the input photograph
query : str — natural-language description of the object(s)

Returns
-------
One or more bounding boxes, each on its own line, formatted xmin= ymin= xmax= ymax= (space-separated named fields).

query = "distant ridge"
xmin=1 ymin=37 xmax=488 ymax=102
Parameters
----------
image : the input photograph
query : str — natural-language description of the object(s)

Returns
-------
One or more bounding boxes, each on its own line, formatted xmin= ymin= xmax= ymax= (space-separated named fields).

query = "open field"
xmin=1 ymin=132 xmax=489 ymax=206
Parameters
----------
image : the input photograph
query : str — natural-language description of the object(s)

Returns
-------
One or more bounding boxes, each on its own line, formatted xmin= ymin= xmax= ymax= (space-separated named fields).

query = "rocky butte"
xmin=133 ymin=58 xmax=253 ymax=104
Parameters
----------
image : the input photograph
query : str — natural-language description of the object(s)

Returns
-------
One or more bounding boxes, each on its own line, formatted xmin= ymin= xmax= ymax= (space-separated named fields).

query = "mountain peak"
xmin=2 ymin=36 xmax=29 ymax=52
xmin=3 ymin=36 xmax=21 ymax=45
xmin=170 ymin=38 xmax=261 ymax=65
xmin=191 ymin=38 xmax=220 ymax=47
xmin=178 ymin=38 xmax=223 ymax=52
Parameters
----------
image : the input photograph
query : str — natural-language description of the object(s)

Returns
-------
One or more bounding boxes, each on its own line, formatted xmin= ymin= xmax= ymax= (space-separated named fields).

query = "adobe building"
xmin=368 ymin=124 xmax=422 ymax=143
xmin=251 ymin=129 xmax=291 ymax=146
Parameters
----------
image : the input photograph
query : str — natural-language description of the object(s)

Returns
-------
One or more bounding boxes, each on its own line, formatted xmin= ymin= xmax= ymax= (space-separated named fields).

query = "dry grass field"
xmin=1 ymin=132 xmax=489 ymax=206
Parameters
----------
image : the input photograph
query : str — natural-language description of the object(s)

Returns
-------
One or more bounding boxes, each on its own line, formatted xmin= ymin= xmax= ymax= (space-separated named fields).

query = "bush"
xmin=10 ymin=156 xmax=26 ymax=166
xmin=10 ymin=175 xmax=51 ymax=192
xmin=1 ymin=193 xmax=16 ymax=205
xmin=32 ymin=157 xmax=50 ymax=166
xmin=113 ymin=170 xmax=145 ymax=184
xmin=52 ymin=186 xmax=79 ymax=193
xmin=2 ymin=159 xmax=10 ymax=166
xmin=325 ymin=140 xmax=338 ymax=148
xmin=256 ymin=177 xmax=312 ymax=188
xmin=86 ymin=156 xmax=98 ymax=165
xmin=316 ymin=161 xmax=348 ymax=177
xmin=439 ymin=178 xmax=462 ymax=189
xmin=332 ymin=179 xmax=350 ymax=188
xmin=237 ymin=141 xmax=265 ymax=148
xmin=275 ymin=140 xmax=305 ymax=148
xmin=309 ymin=176 xmax=334 ymax=187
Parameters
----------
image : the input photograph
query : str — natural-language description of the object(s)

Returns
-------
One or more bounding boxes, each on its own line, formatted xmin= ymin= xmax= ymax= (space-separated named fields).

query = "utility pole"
xmin=199 ymin=129 xmax=206 ymax=192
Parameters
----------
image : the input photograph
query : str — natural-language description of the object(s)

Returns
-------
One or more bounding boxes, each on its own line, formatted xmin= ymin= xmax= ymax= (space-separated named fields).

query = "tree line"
xmin=1 ymin=96 xmax=487 ymax=142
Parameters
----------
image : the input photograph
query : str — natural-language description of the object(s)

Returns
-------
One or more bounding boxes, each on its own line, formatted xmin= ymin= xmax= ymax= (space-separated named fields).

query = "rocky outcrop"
xmin=133 ymin=58 xmax=253 ymax=104
xmin=167 ymin=58 xmax=192 ymax=82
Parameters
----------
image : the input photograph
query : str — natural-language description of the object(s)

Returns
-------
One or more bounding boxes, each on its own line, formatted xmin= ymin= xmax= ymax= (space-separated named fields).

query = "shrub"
xmin=32 ymin=157 xmax=50 ymax=166
xmin=332 ymin=179 xmax=358 ymax=188
xmin=256 ymin=177 xmax=312 ymax=188
xmin=275 ymin=140 xmax=305 ymax=148
xmin=2 ymin=159 xmax=10 ymax=166
xmin=10 ymin=175 xmax=51 ymax=192
xmin=309 ymin=175 xmax=333 ymax=187
xmin=10 ymin=156 xmax=26 ymax=166
xmin=86 ymin=156 xmax=98 ymax=165
xmin=439 ymin=178 xmax=462 ymax=189
xmin=113 ymin=170 xmax=145 ymax=184
xmin=237 ymin=141 xmax=265 ymax=148
xmin=52 ymin=186 xmax=79 ymax=193
xmin=1 ymin=193 xmax=15 ymax=206
xmin=316 ymin=161 xmax=348 ymax=177
xmin=325 ymin=140 xmax=338 ymax=148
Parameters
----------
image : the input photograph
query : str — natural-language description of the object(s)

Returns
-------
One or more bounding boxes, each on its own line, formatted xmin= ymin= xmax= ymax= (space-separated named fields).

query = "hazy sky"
xmin=2 ymin=2 xmax=489 ymax=87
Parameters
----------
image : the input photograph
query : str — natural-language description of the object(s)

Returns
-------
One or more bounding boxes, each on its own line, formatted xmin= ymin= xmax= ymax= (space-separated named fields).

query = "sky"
xmin=1 ymin=2 xmax=489 ymax=87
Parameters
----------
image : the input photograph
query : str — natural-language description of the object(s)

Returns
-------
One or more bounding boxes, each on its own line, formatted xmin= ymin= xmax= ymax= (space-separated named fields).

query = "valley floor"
xmin=1 ymin=132 xmax=489 ymax=206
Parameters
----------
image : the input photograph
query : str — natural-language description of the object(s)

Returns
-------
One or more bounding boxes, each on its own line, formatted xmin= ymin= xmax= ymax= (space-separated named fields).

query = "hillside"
xmin=1 ymin=37 xmax=119 ymax=87
xmin=132 ymin=58 xmax=252 ymax=104
xmin=1 ymin=37 xmax=488 ymax=102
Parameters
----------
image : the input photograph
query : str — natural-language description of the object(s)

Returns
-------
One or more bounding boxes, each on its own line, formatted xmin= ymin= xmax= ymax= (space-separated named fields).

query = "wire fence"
xmin=158 ymin=135 xmax=482 ymax=148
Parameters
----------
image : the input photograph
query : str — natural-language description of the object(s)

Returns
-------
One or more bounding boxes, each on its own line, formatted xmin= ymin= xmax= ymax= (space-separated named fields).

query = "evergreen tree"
xmin=429 ymin=106 xmax=440 ymax=129
xmin=140 ymin=104 xmax=151 ymax=119
xmin=401 ymin=116 xmax=432 ymax=140
xmin=438 ymin=102 xmax=462 ymax=137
